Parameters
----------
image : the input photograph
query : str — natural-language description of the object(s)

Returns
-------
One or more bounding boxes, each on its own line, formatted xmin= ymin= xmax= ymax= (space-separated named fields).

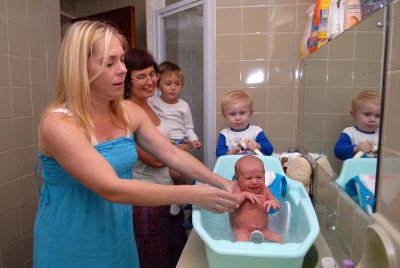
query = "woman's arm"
xmin=39 ymin=111 xmax=237 ymax=213
xmin=135 ymin=142 xmax=165 ymax=168
xmin=127 ymin=102 xmax=235 ymax=192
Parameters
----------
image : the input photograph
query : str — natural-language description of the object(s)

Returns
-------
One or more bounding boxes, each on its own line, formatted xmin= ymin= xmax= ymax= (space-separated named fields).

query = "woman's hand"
xmin=192 ymin=184 xmax=239 ymax=213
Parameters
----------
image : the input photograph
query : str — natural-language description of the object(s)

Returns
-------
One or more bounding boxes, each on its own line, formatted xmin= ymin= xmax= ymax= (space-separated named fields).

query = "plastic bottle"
xmin=321 ymin=256 xmax=337 ymax=268
xmin=317 ymin=0 xmax=330 ymax=48
xmin=308 ymin=0 xmax=321 ymax=54
xmin=300 ymin=4 xmax=315 ymax=59
xmin=327 ymin=0 xmax=345 ymax=39
xmin=344 ymin=0 xmax=362 ymax=30
xmin=342 ymin=259 xmax=354 ymax=268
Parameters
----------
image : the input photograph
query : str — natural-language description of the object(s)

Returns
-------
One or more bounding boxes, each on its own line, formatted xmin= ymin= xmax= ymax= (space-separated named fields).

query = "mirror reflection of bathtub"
xmin=301 ymin=6 xmax=386 ymax=212
xmin=299 ymin=3 xmax=393 ymax=265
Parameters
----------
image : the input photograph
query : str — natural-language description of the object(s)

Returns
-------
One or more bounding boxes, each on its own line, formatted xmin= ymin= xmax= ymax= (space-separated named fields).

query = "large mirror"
xmin=301 ymin=6 xmax=387 ymax=214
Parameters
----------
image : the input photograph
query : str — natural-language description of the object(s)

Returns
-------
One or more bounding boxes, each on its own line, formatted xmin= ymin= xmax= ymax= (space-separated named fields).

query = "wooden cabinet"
xmin=75 ymin=6 xmax=136 ymax=48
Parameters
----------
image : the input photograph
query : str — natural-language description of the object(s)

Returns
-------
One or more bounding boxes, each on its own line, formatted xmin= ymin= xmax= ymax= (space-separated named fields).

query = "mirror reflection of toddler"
xmin=232 ymin=155 xmax=283 ymax=244
xmin=334 ymin=90 xmax=381 ymax=160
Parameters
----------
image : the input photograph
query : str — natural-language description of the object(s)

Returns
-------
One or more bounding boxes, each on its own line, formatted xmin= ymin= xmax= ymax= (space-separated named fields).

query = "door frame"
xmin=153 ymin=0 xmax=216 ymax=168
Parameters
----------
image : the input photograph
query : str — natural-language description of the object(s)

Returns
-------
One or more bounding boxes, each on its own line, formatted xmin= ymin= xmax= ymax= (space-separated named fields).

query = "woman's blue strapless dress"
xmin=33 ymin=136 xmax=139 ymax=268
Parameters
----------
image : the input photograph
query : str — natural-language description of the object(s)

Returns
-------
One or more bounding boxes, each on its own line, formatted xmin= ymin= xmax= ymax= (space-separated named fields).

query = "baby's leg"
xmin=234 ymin=227 xmax=251 ymax=242
xmin=262 ymin=229 xmax=283 ymax=244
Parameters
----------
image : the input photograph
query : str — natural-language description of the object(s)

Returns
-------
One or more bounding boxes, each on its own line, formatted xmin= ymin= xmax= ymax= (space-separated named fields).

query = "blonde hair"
xmin=157 ymin=61 xmax=183 ymax=83
xmin=220 ymin=89 xmax=253 ymax=114
xmin=351 ymin=90 xmax=381 ymax=112
xmin=42 ymin=20 xmax=129 ymax=136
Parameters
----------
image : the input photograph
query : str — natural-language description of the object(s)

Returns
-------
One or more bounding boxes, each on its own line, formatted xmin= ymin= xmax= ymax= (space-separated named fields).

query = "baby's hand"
xmin=358 ymin=141 xmax=375 ymax=154
xmin=191 ymin=140 xmax=202 ymax=150
xmin=244 ymin=139 xmax=260 ymax=151
xmin=263 ymin=200 xmax=280 ymax=212
xmin=243 ymin=192 xmax=262 ymax=205
xmin=228 ymin=146 xmax=244 ymax=155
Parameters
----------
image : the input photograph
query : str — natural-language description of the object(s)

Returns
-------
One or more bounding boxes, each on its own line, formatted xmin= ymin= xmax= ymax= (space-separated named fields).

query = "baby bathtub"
xmin=192 ymin=155 xmax=319 ymax=268
xmin=335 ymin=158 xmax=377 ymax=215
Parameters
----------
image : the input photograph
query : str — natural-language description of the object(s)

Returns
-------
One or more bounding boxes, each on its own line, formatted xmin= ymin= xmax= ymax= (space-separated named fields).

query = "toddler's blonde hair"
xmin=221 ymin=89 xmax=253 ymax=114
xmin=351 ymin=90 xmax=381 ymax=112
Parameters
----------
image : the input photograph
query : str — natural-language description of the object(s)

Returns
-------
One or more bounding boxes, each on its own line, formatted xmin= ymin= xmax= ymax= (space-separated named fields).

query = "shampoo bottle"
xmin=328 ymin=0 xmax=345 ymax=39
xmin=344 ymin=0 xmax=362 ymax=30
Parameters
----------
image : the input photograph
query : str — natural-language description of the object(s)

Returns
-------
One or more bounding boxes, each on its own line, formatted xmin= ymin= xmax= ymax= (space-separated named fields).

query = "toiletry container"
xmin=356 ymin=214 xmax=400 ymax=268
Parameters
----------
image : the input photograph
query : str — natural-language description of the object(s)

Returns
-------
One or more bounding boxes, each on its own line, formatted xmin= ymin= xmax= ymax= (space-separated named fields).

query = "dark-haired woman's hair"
xmin=123 ymin=48 xmax=158 ymax=99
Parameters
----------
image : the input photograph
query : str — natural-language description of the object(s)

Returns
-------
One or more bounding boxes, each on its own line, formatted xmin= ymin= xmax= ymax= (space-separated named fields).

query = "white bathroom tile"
xmin=28 ymin=1 xmax=46 ymax=32
xmin=0 ymin=211 xmax=21 ymax=247
xmin=0 ymin=180 xmax=19 ymax=217
xmin=14 ymin=117 xmax=34 ymax=148
xmin=0 ymin=0 xmax=6 ymax=20
xmin=353 ymin=60 xmax=382 ymax=87
xmin=19 ymin=173 xmax=39 ymax=206
xmin=0 ymin=21 xmax=8 ymax=54
xmin=325 ymin=181 xmax=339 ymax=223
xmin=29 ymin=30 xmax=46 ymax=60
xmin=0 ymin=119 xmax=15 ymax=151
xmin=12 ymin=87 xmax=32 ymax=117
xmin=9 ymin=56 xmax=30 ymax=87
xmin=0 ymin=86 xmax=12 ymax=118
xmin=8 ymin=23 xmax=29 ymax=57
xmin=268 ymin=60 xmax=295 ymax=86
xmin=304 ymin=60 xmax=328 ymax=86
xmin=0 ymin=54 xmax=10 ymax=86
xmin=20 ymin=201 xmax=37 ymax=233
xmin=15 ymin=145 xmax=35 ymax=177
xmin=242 ymin=60 xmax=268 ymax=87
xmin=6 ymin=0 xmax=28 ymax=27
xmin=46 ymin=35 xmax=61 ymax=61
xmin=45 ymin=0 xmax=60 ymax=11
xmin=327 ymin=60 xmax=353 ymax=87
xmin=30 ymin=60 xmax=46 ymax=88
xmin=22 ymin=230 xmax=33 ymax=263
xmin=337 ymin=189 xmax=356 ymax=247
xmin=45 ymin=7 xmax=60 ymax=36
xmin=0 ymin=150 xmax=17 ymax=184
xmin=1 ymin=237 xmax=24 ymax=268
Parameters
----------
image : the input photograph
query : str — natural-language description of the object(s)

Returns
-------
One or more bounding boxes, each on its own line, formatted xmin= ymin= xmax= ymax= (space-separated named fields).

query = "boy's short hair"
xmin=221 ymin=89 xmax=253 ymax=114
xmin=351 ymin=90 xmax=381 ymax=112
xmin=158 ymin=61 xmax=183 ymax=83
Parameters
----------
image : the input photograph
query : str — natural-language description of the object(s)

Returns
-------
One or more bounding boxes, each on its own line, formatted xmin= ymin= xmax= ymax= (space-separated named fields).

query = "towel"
xmin=345 ymin=175 xmax=375 ymax=211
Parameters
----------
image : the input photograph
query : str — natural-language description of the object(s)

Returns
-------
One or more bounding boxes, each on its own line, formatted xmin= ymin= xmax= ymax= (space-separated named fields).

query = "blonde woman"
xmin=34 ymin=20 xmax=237 ymax=268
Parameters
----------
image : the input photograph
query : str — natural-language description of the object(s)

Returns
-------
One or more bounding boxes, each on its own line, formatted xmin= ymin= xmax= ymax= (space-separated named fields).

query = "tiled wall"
xmin=311 ymin=0 xmax=400 ymax=265
xmin=312 ymin=161 xmax=372 ymax=264
xmin=301 ymin=8 xmax=385 ymax=175
xmin=378 ymin=0 xmax=400 ymax=230
xmin=0 ymin=0 xmax=61 ymax=267
xmin=214 ymin=0 xmax=314 ymax=153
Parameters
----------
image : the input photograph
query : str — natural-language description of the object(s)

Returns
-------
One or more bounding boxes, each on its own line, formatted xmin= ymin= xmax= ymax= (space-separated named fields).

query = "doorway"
xmin=154 ymin=1 xmax=215 ymax=168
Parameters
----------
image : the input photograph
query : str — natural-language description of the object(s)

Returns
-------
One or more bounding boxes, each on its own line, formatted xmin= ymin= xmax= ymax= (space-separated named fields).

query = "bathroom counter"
xmin=177 ymin=230 xmax=334 ymax=268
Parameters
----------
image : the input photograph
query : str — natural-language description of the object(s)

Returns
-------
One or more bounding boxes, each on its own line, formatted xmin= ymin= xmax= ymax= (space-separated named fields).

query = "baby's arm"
xmin=334 ymin=132 xmax=355 ymax=160
xmin=355 ymin=140 xmax=376 ymax=154
xmin=263 ymin=187 xmax=280 ymax=212
xmin=233 ymin=185 xmax=262 ymax=206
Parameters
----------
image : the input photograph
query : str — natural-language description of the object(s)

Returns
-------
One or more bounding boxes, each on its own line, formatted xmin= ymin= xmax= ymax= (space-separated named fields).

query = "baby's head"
xmin=157 ymin=61 xmax=183 ymax=104
xmin=235 ymin=155 xmax=265 ymax=194
xmin=351 ymin=90 xmax=381 ymax=133
xmin=221 ymin=89 xmax=254 ymax=131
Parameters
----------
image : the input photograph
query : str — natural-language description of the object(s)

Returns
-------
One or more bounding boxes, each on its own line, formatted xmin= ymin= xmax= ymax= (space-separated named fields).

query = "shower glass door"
xmin=155 ymin=1 xmax=215 ymax=167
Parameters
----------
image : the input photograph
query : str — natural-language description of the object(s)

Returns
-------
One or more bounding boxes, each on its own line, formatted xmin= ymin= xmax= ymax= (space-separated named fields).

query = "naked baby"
xmin=232 ymin=155 xmax=283 ymax=243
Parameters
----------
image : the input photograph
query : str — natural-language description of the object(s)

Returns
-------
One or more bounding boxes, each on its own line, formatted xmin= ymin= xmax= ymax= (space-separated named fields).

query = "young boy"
xmin=216 ymin=89 xmax=273 ymax=158
xmin=334 ymin=90 xmax=381 ymax=160
xmin=232 ymin=155 xmax=282 ymax=243
xmin=150 ymin=61 xmax=202 ymax=151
